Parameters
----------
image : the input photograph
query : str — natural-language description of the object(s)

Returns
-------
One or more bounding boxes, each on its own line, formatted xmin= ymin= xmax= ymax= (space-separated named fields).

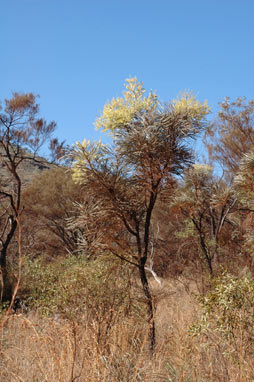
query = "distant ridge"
xmin=0 ymin=147 xmax=55 ymax=189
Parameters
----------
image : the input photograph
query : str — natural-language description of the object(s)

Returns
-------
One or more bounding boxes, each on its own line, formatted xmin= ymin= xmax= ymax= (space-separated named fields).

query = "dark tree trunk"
xmin=0 ymin=218 xmax=17 ymax=301
xmin=192 ymin=218 xmax=213 ymax=276
xmin=0 ymin=218 xmax=17 ymax=268
xmin=199 ymin=233 xmax=213 ymax=276
xmin=139 ymin=263 xmax=155 ymax=353
xmin=138 ymin=188 xmax=158 ymax=354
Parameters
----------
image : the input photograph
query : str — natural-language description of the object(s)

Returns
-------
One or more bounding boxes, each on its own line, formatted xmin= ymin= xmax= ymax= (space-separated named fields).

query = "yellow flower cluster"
xmin=173 ymin=91 xmax=210 ymax=121
xmin=95 ymin=77 xmax=158 ymax=133
xmin=193 ymin=163 xmax=213 ymax=173
xmin=72 ymin=139 xmax=107 ymax=183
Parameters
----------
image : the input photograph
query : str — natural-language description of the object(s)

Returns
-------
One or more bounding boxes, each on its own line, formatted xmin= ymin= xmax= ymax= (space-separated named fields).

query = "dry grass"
xmin=1 ymin=278 xmax=254 ymax=382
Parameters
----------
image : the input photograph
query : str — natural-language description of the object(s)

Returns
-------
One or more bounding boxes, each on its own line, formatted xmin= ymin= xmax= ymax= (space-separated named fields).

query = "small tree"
xmin=204 ymin=97 xmax=254 ymax=178
xmin=71 ymin=78 xmax=209 ymax=352
xmin=0 ymin=92 xmax=61 ymax=300
xmin=22 ymin=167 xmax=85 ymax=259
xmin=171 ymin=164 xmax=236 ymax=276
xmin=235 ymin=151 xmax=254 ymax=255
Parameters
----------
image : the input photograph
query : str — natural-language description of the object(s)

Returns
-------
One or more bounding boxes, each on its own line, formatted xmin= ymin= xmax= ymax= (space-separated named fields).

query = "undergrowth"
xmin=1 ymin=258 xmax=254 ymax=381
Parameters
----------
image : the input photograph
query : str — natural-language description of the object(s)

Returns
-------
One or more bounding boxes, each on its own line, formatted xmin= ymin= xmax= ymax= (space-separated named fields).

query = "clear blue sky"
xmin=1 ymin=0 xmax=254 ymax=156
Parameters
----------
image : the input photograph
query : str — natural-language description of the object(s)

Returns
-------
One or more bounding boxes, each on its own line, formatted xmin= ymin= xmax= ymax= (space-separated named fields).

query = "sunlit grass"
xmin=1 ymin=277 xmax=254 ymax=382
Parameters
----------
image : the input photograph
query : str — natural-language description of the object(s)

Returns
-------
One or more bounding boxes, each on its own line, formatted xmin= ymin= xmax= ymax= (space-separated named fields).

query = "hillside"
xmin=0 ymin=147 xmax=55 ymax=188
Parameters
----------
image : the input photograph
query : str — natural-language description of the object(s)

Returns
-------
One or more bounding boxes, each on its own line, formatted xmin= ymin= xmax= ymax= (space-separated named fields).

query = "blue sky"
xmin=1 ymin=0 xmax=254 ymax=158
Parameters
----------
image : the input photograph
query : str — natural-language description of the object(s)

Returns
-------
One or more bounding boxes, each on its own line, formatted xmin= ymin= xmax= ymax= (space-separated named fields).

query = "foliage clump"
xmin=95 ymin=77 xmax=158 ymax=133
xmin=204 ymin=97 xmax=254 ymax=177
xmin=21 ymin=254 xmax=137 ymax=319
xmin=191 ymin=271 xmax=254 ymax=357
xmin=235 ymin=151 xmax=254 ymax=254
xmin=23 ymin=167 xmax=85 ymax=258
xmin=171 ymin=164 xmax=236 ymax=275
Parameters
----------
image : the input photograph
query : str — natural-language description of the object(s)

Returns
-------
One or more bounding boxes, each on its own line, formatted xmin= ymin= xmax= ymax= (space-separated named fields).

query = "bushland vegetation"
xmin=1 ymin=80 xmax=254 ymax=381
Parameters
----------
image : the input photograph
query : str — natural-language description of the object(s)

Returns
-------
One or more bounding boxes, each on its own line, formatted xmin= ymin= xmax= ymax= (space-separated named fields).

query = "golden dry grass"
xmin=1 ymin=278 xmax=254 ymax=382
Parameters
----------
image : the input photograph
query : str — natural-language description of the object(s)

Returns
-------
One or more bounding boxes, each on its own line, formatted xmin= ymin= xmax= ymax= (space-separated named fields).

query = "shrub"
xmin=21 ymin=254 xmax=141 ymax=324
xmin=190 ymin=271 xmax=254 ymax=358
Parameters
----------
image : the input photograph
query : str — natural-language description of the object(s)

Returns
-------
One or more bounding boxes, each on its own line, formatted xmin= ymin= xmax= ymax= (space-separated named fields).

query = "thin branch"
xmin=110 ymin=250 xmax=140 ymax=268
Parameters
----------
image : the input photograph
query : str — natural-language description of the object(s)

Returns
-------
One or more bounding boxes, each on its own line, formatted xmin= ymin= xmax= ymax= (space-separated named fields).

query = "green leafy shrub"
xmin=21 ymin=254 xmax=140 ymax=322
xmin=190 ymin=271 xmax=254 ymax=356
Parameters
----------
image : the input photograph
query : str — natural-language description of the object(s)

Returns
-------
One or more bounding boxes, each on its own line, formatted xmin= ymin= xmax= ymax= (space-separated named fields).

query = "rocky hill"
xmin=0 ymin=148 xmax=55 ymax=189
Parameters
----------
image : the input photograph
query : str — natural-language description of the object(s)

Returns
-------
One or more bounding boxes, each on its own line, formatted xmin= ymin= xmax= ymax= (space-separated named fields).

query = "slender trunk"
xmin=138 ymin=188 xmax=158 ymax=354
xmin=0 ymin=218 xmax=18 ymax=301
xmin=199 ymin=234 xmax=213 ymax=276
xmin=0 ymin=218 xmax=18 ymax=268
xmin=192 ymin=218 xmax=213 ymax=276
xmin=139 ymin=262 xmax=155 ymax=353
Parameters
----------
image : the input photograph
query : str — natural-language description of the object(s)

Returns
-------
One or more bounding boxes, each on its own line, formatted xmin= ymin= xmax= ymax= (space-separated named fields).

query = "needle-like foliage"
xmin=170 ymin=165 xmax=236 ymax=275
xmin=71 ymin=77 xmax=209 ymax=352
xmin=204 ymin=97 xmax=254 ymax=178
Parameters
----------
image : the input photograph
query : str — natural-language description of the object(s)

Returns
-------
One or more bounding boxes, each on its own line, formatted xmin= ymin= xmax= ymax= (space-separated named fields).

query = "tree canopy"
xmin=70 ymin=77 xmax=210 ymax=351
